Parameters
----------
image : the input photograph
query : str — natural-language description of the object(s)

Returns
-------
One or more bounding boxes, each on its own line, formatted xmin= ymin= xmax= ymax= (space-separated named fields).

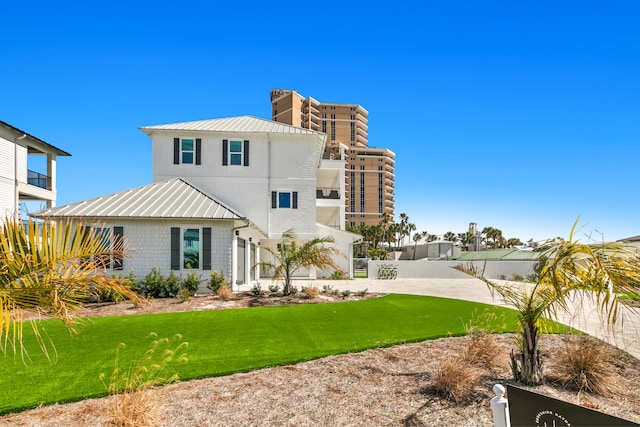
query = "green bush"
xmin=165 ymin=270 xmax=183 ymax=298
xmin=207 ymin=270 xmax=226 ymax=293
xmin=142 ymin=268 xmax=183 ymax=298
xmin=268 ymin=284 xmax=280 ymax=293
xmin=182 ymin=271 xmax=201 ymax=296
xmin=330 ymin=270 xmax=347 ymax=280
xmin=250 ymin=283 xmax=264 ymax=296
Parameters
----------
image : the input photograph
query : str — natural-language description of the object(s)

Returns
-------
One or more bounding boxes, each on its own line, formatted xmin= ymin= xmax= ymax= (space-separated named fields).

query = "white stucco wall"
xmin=150 ymin=131 xmax=319 ymax=239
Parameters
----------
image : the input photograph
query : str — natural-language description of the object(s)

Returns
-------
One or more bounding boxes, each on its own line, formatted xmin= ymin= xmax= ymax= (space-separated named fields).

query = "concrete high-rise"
xmin=270 ymin=89 xmax=395 ymax=227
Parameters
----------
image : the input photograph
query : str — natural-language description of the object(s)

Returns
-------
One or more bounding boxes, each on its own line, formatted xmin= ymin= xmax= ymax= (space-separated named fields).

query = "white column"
xmin=244 ymin=238 xmax=250 ymax=286
xmin=47 ymin=154 xmax=56 ymax=208
xmin=231 ymin=232 xmax=238 ymax=292
xmin=255 ymin=243 xmax=260 ymax=281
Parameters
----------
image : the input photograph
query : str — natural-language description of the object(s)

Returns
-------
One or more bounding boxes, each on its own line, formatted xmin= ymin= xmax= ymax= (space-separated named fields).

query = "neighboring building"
xmin=0 ymin=120 xmax=70 ymax=217
xmin=270 ymin=89 xmax=395 ymax=227
xmin=33 ymin=116 xmax=360 ymax=290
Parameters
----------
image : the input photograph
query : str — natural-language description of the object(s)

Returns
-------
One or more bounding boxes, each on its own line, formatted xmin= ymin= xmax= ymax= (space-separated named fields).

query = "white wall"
xmin=96 ymin=219 xmax=235 ymax=291
xmin=368 ymin=259 xmax=536 ymax=280
xmin=151 ymin=131 xmax=319 ymax=239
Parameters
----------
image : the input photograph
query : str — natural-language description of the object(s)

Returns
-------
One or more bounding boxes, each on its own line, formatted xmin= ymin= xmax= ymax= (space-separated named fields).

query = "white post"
xmin=231 ymin=232 xmax=238 ymax=292
xmin=491 ymin=384 xmax=510 ymax=427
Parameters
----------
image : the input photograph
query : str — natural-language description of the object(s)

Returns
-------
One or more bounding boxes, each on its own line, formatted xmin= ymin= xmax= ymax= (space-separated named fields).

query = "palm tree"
xmin=0 ymin=216 xmax=142 ymax=357
xmin=461 ymin=219 xmax=640 ymax=385
xmin=458 ymin=231 xmax=475 ymax=251
xmin=412 ymin=231 xmax=424 ymax=260
xmin=443 ymin=231 xmax=456 ymax=242
xmin=259 ymin=229 xmax=342 ymax=296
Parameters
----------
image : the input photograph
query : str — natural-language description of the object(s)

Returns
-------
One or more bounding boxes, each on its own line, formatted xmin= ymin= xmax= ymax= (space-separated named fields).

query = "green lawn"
xmin=0 ymin=294 xmax=537 ymax=414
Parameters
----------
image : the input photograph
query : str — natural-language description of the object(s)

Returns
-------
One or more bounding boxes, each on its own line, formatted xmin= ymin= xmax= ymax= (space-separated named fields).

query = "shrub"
xmin=357 ymin=288 xmax=368 ymax=297
xmin=341 ymin=289 xmax=351 ymax=298
xmin=322 ymin=284 xmax=334 ymax=294
xmin=464 ymin=331 xmax=502 ymax=370
xmin=330 ymin=270 xmax=347 ymax=280
xmin=142 ymin=267 xmax=165 ymax=298
xmin=302 ymin=286 xmax=320 ymax=299
xmin=182 ymin=271 xmax=201 ymax=296
xmin=164 ymin=270 xmax=183 ymax=298
xmin=100 ymin=333 xmax=188 ymax=427
xmin=431 ymin=356 xmax=481 ymax=402
xmin=208 ymin=270 xmax=226 ymax=293
xmin=251 ymin=283 xmax=264 ymax=296
xmin=511 ymin=274 xmax=524 ymax=282
xmin=268 ymin=284 xmax=280 ymax=293
xmin=552 ymin=336 xmax=621 ymax=395
xmin=217 ymin=283 xmax=234 ymax=301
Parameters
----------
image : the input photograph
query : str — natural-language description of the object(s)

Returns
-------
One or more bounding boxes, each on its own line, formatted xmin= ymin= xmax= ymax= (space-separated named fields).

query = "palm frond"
xmin=0 ymin=216 xmax=143 ymax=358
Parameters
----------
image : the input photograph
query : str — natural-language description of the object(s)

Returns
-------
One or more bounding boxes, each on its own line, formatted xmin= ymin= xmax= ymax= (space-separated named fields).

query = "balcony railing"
xmin=27 ymin=169 xmax=51 ymax=190
xmin=316 ymin=187 xmax=340 ymax=199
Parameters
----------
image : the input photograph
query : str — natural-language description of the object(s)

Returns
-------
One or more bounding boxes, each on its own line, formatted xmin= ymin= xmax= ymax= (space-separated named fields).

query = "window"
xmin=222 ymin=139 xmax=250 ymax=166
xmin=183 ymin=228 xmax=200 ymax=269
xmin=182 ymin=139 xmax=194 ymax=164
xmin=271 ymin=191 xmax=298 ymax=209
xmin=330 ymin=121 xmax=335 ymax=141
xmin=350 ymin=122 xmax=355 ymax=142
xmin=173 ymin=138 xmax=201 ymax=165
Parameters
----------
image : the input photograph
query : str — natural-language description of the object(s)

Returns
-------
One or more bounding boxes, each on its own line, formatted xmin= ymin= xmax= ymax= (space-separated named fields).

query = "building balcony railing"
xmin=27 ymin=169 xmax=51 ymax=190
xmin=316 ymin=187 xmax=340 ymax=199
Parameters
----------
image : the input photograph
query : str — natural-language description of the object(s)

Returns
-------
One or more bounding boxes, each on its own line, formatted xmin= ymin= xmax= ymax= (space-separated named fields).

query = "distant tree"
xmin=427 ymin=234 xmax=438 ymax=242
xmin=412 ymin=231 xmax=425 ymax=260
xmin=458 ymin=231 xmax=475 ymax=251
xmin=443 ymin=231 xmax=456 ymax=242
xmin=507 ymin=237 xmax=523 ymax=247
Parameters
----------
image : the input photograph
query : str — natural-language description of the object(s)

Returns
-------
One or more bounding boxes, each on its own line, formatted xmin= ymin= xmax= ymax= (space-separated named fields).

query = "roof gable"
xmin=31 ymin=178 xmax=247 ymax=220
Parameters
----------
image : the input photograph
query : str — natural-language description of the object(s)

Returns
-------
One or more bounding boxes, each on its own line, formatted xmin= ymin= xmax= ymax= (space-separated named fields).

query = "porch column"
xmin=244 ymin=237 xmax=251 ymax=286
xmin=255 ymin=242 xmax=260 ymax=281
xmin=231 ymin=231 xmax=238 ymax=291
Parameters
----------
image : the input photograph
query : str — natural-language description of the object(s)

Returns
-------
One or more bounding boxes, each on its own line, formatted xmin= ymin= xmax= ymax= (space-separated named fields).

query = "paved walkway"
xmin=240 ymin=277 xmax=640 ymax=359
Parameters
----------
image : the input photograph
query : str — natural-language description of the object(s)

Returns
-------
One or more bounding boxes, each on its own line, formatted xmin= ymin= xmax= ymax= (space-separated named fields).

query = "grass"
xmin=0 ymin=294 xmax=569 ymax=415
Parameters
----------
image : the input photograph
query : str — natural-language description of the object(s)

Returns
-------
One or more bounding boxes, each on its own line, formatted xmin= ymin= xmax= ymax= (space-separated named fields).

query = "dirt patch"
xmin=4 ymin=293 xmax=640 ymax=426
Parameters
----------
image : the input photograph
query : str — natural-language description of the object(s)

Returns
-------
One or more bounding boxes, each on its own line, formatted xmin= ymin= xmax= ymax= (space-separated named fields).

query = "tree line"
xmin=347 ymin=213 xmax=523 ymax=259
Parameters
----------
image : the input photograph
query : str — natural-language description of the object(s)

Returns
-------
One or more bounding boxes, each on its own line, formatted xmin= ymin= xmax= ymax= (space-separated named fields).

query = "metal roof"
xmin=31 ymin=178 xmax=247 ymax=220
xmin=140 ymin=115 xmax=323 ymax=136
xmin=0 ymin=120 xmax=71 ymax=156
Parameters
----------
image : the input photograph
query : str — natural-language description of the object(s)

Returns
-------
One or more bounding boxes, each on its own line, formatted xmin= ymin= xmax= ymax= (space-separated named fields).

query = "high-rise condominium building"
xmin=270 ymin=89 xmax=395 ymax=227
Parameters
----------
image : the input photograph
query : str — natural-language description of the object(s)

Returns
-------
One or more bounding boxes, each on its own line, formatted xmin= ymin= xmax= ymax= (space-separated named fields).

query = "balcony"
xmin=316 ymin=187 xmax=340 ymax=199
xmin=27 ymin=169 xmax=51 ymax=190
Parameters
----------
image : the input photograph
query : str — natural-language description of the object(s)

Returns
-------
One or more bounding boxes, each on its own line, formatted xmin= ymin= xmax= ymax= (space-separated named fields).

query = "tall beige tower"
xmin=271 ymin=89 xmax=395 ymax=227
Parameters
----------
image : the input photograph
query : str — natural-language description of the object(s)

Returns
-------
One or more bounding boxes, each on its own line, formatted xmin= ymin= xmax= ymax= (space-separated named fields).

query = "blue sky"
xmin=2 ymin=1 xmax=639 ymax=242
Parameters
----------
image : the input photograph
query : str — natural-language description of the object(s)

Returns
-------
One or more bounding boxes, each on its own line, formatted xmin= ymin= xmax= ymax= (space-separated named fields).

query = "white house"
xmin=33 ymin=116 xmax=360 ymax=290
xmin=0 ymin=120 xmax=70 ymax=217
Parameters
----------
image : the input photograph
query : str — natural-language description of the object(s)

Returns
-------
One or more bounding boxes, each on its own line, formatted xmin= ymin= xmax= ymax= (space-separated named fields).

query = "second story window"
xmin=182 ymin=139 xmax=194 ymax=164
xmin=173 ymin=138 xmax=201 ymax=165
xmin=222 ymin=139 xmax=250 ymax=166
xmin=271 ymin=191 xmax=298 ymax=209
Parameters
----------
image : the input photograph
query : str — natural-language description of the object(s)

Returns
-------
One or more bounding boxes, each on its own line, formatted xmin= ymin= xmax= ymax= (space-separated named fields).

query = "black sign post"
xmin=507 ymin=384 xmax=639 ymax=427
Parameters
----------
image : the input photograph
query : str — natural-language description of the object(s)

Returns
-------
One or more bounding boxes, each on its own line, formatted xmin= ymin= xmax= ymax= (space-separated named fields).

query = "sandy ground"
xmin=2 ymin=290 xmax=640 ymax=426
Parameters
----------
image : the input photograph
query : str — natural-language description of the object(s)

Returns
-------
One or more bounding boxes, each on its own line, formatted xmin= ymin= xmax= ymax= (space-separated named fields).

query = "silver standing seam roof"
xmin=31 ymin=178 xmax=249 ymax=221
xmin=140 ymin=115 xmax=323 ymax=135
